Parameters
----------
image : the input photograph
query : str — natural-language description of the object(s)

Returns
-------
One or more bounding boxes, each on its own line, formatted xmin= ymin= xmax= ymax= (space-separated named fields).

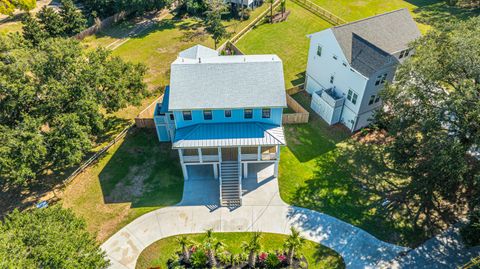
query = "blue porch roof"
xmin=172 ymin=122 xmax=285 ymax=149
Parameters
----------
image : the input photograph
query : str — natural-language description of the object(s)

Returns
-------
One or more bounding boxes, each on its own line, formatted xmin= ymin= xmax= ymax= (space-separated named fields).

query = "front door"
xmin=221 ymin=147 xmax=238 ymax=161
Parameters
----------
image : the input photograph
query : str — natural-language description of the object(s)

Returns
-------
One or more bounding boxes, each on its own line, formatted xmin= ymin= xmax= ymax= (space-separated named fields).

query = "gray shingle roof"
xmin=172 ymin=122 xmax=285 ymax=148
xmin=331 ymin=8 xmax=420 ymax=76
xmin=169 ymin=46 xmax=287 ymax=110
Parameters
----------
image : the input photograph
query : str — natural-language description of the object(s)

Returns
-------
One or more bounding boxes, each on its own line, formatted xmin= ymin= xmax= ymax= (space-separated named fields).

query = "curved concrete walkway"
xmin=101 ymin=165 xmax=408 ymax=269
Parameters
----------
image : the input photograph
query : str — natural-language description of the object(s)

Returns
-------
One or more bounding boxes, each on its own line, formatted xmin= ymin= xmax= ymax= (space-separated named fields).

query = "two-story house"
xmin=154 ymin=45 xmax=287 ymax=206
xmin=304 ymin=9 xmax=421 ymax=131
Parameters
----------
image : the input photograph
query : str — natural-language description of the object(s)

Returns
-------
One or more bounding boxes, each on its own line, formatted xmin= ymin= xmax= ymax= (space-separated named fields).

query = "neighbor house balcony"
xmin=313 ymin=87 xmax=345 ymax=108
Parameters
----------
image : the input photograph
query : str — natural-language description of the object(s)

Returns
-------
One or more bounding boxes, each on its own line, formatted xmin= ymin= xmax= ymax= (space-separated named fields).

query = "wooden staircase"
xmin=220 ymin=161 xmax=242 ymax=207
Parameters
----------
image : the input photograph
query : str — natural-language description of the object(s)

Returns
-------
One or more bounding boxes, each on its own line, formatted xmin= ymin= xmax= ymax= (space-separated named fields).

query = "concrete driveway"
xmin=101 ymin=163 xmax=409 ymax=269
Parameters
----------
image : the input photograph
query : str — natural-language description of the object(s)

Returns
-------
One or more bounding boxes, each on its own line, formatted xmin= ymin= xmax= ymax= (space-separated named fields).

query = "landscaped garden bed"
xmin=136 ymin=231 xmax=345 ymax=269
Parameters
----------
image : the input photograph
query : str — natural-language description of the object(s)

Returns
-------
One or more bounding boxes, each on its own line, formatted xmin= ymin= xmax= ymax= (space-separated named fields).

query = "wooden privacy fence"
xmin=286 ymin=83 xmax=304 ymax=95
xmin=291 ymin=0 xmax=346 ymax=25
xmin=134 ymin=95 xmax=164 ymax=128
xmin=74 ymin=11 xmax=129 ymax=40
xmin=283 ymin=94 xmax=309 ymax=124
xmin=63 ymin=125 xmax=133 ymax=186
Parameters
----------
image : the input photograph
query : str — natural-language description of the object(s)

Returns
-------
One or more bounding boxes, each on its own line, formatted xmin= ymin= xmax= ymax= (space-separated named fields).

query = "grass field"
xmin=136 ymin=232 xmax=345 ymax=269
xmin=236 ymin=1 xmax=332 ymax=88
xmin=60 ymin=129 xmax=184 ymax=242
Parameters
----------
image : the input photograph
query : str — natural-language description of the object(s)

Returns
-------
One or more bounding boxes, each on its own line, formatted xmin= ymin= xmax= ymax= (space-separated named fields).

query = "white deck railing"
xmin=241 ymin=154 xmax=257 ymax=161
xmin=203 ymin=155 xmax=220 ymax=162
xmin=183 ymin=155 xmax=200 ymax=163
xmin=261 ymin=153 xmax=277 ymax=161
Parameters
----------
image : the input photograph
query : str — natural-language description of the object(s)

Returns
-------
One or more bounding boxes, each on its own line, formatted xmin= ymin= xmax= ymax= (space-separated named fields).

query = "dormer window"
xmin=203 ymin=110 xmax=212 ymax=120
xmin=244 ymin=109 xmax=253 ymax=119
xmin=183 ymin=111 xmax=192 ymax=121
xmin=262 ymin=108 xmax=271 ymax=118
xmin=317 ymin=45 xmax=322 ymax=57
xmin=375 ymin=73 xmax=388 ymax=86
xmin=399 ymin=49 xmax=410 ymax=59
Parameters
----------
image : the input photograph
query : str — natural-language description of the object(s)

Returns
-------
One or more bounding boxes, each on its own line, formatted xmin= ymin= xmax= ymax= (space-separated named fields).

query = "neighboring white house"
xmin=304 ymin=9 xmax=421 ymax=131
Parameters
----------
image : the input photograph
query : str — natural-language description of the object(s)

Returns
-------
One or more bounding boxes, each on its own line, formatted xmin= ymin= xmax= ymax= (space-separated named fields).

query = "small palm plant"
xmin=177 ymin=235 xmax=193 ymax=264
xmin=284 ymin=227 xmax=306 ymax=265
xmin=203 ymin=229 xmax=224 ymax=267
xmin=241 ymin=232 xmax=262 ymax=268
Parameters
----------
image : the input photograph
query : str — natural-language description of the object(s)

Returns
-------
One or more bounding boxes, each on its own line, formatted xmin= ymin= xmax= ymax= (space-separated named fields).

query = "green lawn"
xmin=236 ymin=1 xmax=332 ymax=88
xmin=136 ymin=232 xmax=345 ymax=269
xmin=0 ymin=21 xmax=22 ymax=34
xmin=278 ymin=93 xmax=426 ymax=247
xmin=60 ymin=129 xmax=184 ymax=242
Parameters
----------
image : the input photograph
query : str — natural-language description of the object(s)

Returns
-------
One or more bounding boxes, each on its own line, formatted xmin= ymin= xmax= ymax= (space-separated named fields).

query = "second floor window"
xmin=225 ymin=110 xmax=232 ymax=118
xmin=182 ymin=111 xmax=192 ymax=121
xmin=375 ymin=95 xmax=381 ymax=103
xmin=368 ymin=95 xmax=376 ymax=105
xmin=169 ymin=114 xmax=174 ymax=121
xmin=244 ymin=109 xmax=253 ymax=119
xmin=317 ymin=45 xmax=322 ymax=57
xmin=203 ymin=110 xmax=212 ymax=120
xmin=262 ymin=108 xmax=271 ymax=118
xmin=347 ymin=89 xmax=358 ymax=105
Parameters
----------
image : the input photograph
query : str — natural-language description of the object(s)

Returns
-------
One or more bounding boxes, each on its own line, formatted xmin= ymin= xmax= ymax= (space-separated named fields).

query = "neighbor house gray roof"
xmin=172 ymin=122 xmax=285 ymax=148
xmin=168 ymin=46 xmax=287 ymax=110
xmin=178 ymin=44 xmax=219 ymax=59
xmin=331 ymin=8 xmax=421 ymax=77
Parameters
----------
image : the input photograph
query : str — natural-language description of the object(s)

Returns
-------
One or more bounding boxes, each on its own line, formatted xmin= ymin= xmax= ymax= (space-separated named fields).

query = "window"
xmin=347 ymin=89 xmax=358 ymax=105
xmin=399 ymin=49 xmax=410 ymax=59
xmin=330 ymin=75 xmax=334 ymax=84
xmin=333 ymin=55 xmax=338 ymax=60
xmin=244 ymin=109 xmax=253 ymax=119
xmin=375 ymin=73 xmax=388 ymax=86
xmin=368 ymin=95 xmax=376 ymax=105
xmin=169 ymin=114 xmax=174 ymax=121
xmin=317 ymin=45 xmax=322 ymax=57
xmin=262 ymin=108 xmax=271 ymax=118
xmin=182 ymin=111 xmax=192 ymax=121
xmin=224 ymin=110 xmax=232 ymax=118
xmin=375 ymin=96 xmax=381 ymax=103
xmin=342 ymin=62 xmax=347 ymax=67
xmin=203 ymin=110 xmax=212 ymax=120
xmin=352 ymin=93 xmax=358 ymax=105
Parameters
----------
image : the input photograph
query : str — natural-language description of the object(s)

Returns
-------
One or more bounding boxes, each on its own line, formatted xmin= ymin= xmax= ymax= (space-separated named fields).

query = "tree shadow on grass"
xmin=406 ymin=0 xmax=480 ymax=26
xmin=312 ymin=243 xmax=346 ymax=269
xmin=98 ymin=128 xmax=184 ymax=208
xmin=290 ymin=71 xmax=305 ymax=87
xmin=290 ymin=137 xmax=428 ymax=247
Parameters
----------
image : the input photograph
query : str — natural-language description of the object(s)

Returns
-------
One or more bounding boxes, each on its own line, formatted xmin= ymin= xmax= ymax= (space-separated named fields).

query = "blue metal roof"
xmin=172 ymin=122 xmax=285 ymax=149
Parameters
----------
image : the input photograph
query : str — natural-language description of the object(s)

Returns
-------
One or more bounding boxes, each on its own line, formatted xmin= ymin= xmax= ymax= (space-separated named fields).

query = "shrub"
xmin=265 ymin=253 xmax=281 ymax=269
xmin=299 ymin=260 xmax=307 ymax=268
xmin=190 ymin=249 xmax=208 ymax=268
xmin=461 ymin=209 xmax=480 ymax=246
xmin=217 ymin=251 xmax=230 ymax=264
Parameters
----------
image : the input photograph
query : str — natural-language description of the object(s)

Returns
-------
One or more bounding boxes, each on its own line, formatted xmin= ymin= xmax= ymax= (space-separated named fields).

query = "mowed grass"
xmin=136 ymin=232 xmax=345 ymax=269
xmin=236 ymin=1 xmax=332 ymax=88
xmin=60 ymin=129 xmax=184 ymax=242
xmin=278 ymin=93 xmax=428 ymax=247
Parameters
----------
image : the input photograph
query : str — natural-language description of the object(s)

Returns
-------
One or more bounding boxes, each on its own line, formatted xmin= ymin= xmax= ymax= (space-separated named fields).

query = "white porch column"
xmin=238 ymin=146 xmax=242 ymax=179
xmin=198 ymin=148 xmax=203 ymax=163
xmin=257 ymin=145 xmax=261 ymax=161
xmin=243 ymin=163 xmax=248 ymax=178
xmin=276 ymin=145 xmax=280 ymax=160
xmin=218 ymin=147 xmax=222 ymax=162
xmin=274 ymin=160 xmax=279 ymax=178
xmin=213 ymin=163 xmax=218 ymax=178
xmin=178 ymin=149 xmax=189 ymax=180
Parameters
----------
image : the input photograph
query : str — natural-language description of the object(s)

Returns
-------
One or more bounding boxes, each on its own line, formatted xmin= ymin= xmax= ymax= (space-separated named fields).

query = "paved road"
xmin=101 ymin=165 xmax=408 ymax=269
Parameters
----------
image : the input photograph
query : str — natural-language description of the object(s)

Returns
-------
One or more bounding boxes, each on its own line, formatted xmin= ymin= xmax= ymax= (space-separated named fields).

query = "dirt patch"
xmin=106 ymin=160 xmax=155 ymax=202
